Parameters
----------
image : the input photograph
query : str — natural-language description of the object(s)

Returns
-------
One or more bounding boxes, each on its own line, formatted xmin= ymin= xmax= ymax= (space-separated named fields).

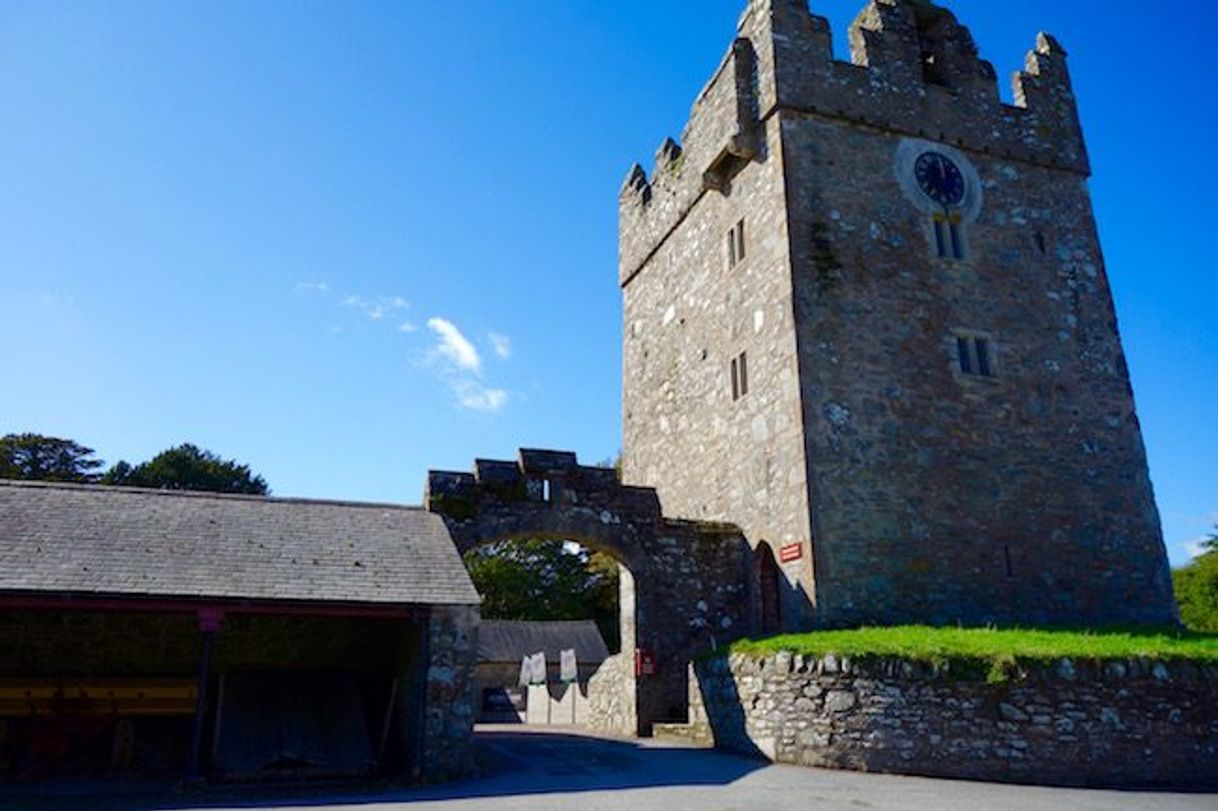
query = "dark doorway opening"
xmin=757 ymin=543 xmax=783 ymax=636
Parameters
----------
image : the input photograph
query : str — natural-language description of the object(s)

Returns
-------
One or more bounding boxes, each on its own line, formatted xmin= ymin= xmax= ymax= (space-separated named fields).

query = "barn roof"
xmin=477 ymin=619 xmax=610 ymax=665
xmin=0 ymin=480 xmax=479 ymax=607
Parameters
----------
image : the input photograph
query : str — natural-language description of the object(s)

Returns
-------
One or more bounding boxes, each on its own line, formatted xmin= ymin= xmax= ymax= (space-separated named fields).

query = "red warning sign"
xmin=779 ymin=543 xmax=804 ymax=564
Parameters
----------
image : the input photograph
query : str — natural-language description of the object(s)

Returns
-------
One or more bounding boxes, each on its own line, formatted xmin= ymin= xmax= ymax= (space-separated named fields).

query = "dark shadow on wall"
xmin=0 ymin=729 xmax=768 ymax=810
xmin=691 ymin=657 xmax=766 ymax=762
xmin=691 ymin=545 xmax=817 ymax=762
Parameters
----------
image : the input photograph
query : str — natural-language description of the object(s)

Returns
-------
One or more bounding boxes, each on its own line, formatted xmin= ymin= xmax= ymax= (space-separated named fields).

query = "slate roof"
xmin=0 ymin=480 xmax=479 ymax=607
xmin=477 ymin=620 xmax=609 ymax=665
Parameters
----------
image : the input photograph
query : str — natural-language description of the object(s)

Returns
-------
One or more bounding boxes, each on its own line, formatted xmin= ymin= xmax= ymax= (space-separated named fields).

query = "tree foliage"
xmin=1 ymin=434 xmax=269 ymax=496
xmin=1173 ymin=530 xmax=1218 ymax=632
xmin=0 ymin=434 xmax=104 ymax=483
xmin=464 ymin=539 xmax=621 ymax=651
xmin=103 ymin=443 xmax=269 ymax=495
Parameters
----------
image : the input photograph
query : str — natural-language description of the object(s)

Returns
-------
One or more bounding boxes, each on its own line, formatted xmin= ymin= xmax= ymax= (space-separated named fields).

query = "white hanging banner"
xmin=531 ymin=652 xmax=548 ymax=685
xmin=560 ymin=648 xmax=578 ymax=683
xmin=518 ymin=655 xmax=533 ymax=687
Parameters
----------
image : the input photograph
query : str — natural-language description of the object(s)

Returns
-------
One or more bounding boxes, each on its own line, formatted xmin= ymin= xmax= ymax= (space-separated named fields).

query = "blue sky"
xmin=1 ymin=1 xmax=1214 ymax=566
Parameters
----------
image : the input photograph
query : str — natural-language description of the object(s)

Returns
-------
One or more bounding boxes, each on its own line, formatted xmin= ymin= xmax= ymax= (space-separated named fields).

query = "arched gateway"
xmin=426 ymin=449 xmax=753 ymax=735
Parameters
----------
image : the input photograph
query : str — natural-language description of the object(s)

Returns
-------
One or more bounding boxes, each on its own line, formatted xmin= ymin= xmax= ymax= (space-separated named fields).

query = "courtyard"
xmin=4 ymin=727 xmax=1213 ymax=811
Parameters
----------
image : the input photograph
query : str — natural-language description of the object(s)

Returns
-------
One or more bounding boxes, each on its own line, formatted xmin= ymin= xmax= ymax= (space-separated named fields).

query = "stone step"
xmin=652 ymin=722 xmax=708 ymax=745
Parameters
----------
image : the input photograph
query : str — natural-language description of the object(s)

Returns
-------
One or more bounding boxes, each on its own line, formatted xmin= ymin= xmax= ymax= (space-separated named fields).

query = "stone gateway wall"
xmin=427 ymin=450 xmax=755 ymax=735
xmin=585 ymin=653 xmax=637 ymax=736
xmin=684 ymin=651 xmax=1218 ymax=789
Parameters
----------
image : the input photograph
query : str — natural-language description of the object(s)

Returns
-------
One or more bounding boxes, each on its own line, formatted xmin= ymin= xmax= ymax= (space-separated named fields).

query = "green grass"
xmin=725 ymin=626 xmax=1218 ymax=677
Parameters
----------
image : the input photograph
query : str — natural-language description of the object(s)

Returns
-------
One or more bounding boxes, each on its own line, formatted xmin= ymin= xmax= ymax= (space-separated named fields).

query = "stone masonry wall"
xmin=585 ymin=653 xmax=636 ymax=736
xmin=785 ymin=104 xmax=1174 ymax=626
xmin=417 ymin=604 xmax=478 ymax=783
xmin=687 ymin=651 xmax=1218 ymax=789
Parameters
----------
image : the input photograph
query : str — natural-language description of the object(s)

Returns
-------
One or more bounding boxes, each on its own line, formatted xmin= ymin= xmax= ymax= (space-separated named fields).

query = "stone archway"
xmin=426 ymin=449 xmax=752 ymax=736
xmin=459 ymin=530 xmax=639 ymax=735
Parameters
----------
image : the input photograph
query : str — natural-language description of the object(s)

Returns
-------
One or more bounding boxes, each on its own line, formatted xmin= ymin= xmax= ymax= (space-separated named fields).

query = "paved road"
xmin=3 ymin=726 xmax=1214 ymax=811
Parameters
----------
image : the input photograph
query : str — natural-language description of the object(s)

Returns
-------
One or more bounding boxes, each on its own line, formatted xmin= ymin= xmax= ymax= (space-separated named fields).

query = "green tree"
xmin=0 ymin=434 xmax=104 ymax=483
xmin=103 ymin=443 xmax=269 ymax=495
xmin=1173 ymin=531 xmax=1218 ymax=632
xmin=597 ymin=454 xmax=623 ymax=483
xmin=464 ymin=539 xmax=621 ymax=651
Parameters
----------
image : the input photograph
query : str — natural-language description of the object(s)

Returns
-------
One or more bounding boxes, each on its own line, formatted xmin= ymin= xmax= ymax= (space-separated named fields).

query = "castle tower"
xmin=619 ymin=0 xmax=1176 ymax=629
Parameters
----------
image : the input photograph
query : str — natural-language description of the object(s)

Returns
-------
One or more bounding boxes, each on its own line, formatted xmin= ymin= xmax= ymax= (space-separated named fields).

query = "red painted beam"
xmin=0 ymin=593 xmax=429 ymax=621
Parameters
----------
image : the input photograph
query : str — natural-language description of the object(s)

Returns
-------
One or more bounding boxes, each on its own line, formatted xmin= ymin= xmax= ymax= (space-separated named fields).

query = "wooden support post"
xmin=374 ymin=678 xmax=400 ymax=772
xmin=186 ymin=608 xmax=223 ymax=783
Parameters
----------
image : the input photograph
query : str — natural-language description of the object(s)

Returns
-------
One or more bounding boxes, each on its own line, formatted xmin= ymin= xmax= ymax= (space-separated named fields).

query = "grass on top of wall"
xmin=726 ymin=626 xmax=1218 ymax=669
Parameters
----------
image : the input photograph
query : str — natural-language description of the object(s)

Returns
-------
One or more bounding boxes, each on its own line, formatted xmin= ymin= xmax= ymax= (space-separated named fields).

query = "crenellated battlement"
xmin=426 ymin=448 xmax=663 ymax=524
xmin=619 ymin=0 xmax=1089 ymax=284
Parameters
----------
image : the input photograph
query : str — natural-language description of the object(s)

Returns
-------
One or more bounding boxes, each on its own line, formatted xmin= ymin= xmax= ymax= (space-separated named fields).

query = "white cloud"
xmin=421 ymin=319 xmax=511 ymax=412
xmin=1179 ymin=511 xmax=1217 ymax=560
xmin=1184 ymin=537 xmax=1209 ymax=561
xmin=398 ymin=321 xmax=418 ymax=333
xmin=294 ymin=281 xmax=330 ymax=295
xmin=427 ymin=317 xmax=482 ymax=374
xmin=344 ymin=294 xmax=410 ymax=321
xmin=489 ymin=332 xmax=512 ymax=359
xmin=454 ymin=381 xmax=508 ymax=413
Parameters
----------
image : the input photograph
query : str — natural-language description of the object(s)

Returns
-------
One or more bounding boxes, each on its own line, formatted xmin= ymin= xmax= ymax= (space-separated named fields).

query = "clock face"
xmin=914 ymin=151 xmax=966 ymax=207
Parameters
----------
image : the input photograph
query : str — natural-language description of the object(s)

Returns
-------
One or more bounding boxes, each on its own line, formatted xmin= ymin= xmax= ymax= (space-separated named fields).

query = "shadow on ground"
xmin=0 ymin=728 xmax=765 ymax=811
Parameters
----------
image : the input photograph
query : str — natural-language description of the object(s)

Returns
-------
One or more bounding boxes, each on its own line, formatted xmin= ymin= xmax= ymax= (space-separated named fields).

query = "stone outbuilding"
xmin=475 ymin=619 xmax=609 ymax=723
xmin=0 ymin=480 xmax=479 ymax=785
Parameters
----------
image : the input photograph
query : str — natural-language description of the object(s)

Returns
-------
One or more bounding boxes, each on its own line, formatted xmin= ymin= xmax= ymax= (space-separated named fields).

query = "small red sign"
xmin=779 ymin=543 xmax=804 ymax=564
xmin=635 ymin=649 xmax=657 ymax=678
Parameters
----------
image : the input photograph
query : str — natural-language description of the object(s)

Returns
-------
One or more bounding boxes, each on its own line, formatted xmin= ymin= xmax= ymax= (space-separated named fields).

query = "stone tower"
xmin=619 ymin=0 xmax=1176 ymax=630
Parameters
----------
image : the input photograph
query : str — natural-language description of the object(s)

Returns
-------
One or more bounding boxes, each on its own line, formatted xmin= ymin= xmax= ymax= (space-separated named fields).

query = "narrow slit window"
xmin=933 ymin=216 xmax=948 ymax=258
xmin=932 ymin=214 xmax=965 ymax=260
xmin=730 ymin=351 xmax=749 ymax=401
xmin=1035 ymin=230 xmax=1047 ymax=254
xmin=956 ymin=337 xmax=973 ymax=375
xmin=955 ymin=334 xmax=996 ymax=379
xmin=728 ymin=219 xmax=746 ymax=269
xmin=975 ymin=339 xmax=992 ymax=377
xmin=921 ymin=49 xmax=945 ymax=87
xmin=1003 ymin=546 xmax=1014 ymax=578
xmin=541 ymin=479 xmax=552 ymax=502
